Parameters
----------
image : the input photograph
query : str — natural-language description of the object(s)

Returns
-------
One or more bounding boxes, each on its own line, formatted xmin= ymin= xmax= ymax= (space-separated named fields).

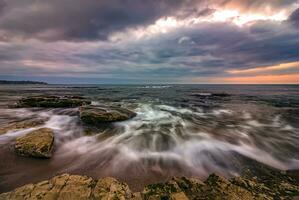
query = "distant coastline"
xmin=0 ymin=80 xmax=48 ymax=85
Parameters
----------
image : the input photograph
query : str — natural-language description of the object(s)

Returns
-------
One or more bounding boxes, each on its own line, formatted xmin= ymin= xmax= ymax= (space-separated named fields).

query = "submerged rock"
xmin=80 ymin=105 xmax=136 ymax=124
xmin=1 ymin=172 xmax=299 ymax=199
xmin=0 ymin=119 xmax=44 ymax=135
xmin=15 ymin=96 xmax=91 ymax=108
xmin=14 ymin=128 xmax=54 ymax=158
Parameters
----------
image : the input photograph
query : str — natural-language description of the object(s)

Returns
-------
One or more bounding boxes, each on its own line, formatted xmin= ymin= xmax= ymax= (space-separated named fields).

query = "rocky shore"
xmin=0 ymin=170 xmax=298 ymax=200
xmin=3 ymin=96 xmax=137 ymax=159
xmin=1 ymin=95 xmax=299 ymax=199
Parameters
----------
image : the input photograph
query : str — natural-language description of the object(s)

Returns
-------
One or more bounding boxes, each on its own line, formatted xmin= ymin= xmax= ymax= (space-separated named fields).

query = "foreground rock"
xmin=16 ymin=96 xmax=91 ymax=108
xmin=14 ymin=128 xmax=54 ymax=158
xmin=80 ymin=105 xmax=136 ymax=124
xmin=0 ymin=174 xmax=134 ymax=200
xmin=1 ymin=171 xmax=299 ymax=200
xmin=0 ymin=119 xmax=44 ymax=135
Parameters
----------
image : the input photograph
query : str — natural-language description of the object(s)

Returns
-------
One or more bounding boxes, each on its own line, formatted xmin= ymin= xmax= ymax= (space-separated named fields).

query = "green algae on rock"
xmin=15 ymin=96 xmax=91 ymax=108
xmin=14 ymin=128 xmax=54 ymax=158
xmin=80 ymin=105 xmax=136 ymax=124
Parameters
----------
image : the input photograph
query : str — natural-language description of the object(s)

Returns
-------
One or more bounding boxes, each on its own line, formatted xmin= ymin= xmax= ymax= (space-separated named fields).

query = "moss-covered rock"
xmin=231 ymin=155 xmax=299 ymax=198
xmin=80 ymin=105 xmax=136 ymax=124
xmin=14 ymin=128 xmax=54 ymax=158
xmin=15 ymin=96 xmax=91 ymax=108
xmin=202 ymin=174 xmax=254 ymax=200
xmin=0 ymin=119 xmax=44 ymax=135
xmin=141 ymin=179 xmax=182 ymax=199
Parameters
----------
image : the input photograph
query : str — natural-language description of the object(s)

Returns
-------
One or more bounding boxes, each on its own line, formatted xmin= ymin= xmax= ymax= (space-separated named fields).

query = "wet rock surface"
xmin=15 ymin=96 xmax=91 ymax=108
xmin=1 ymin=171 xmax=298 ymax=200
xmin=80 ymin=105 xmax=137 ymax=124
xmin=14 ymin=128 xmax=54 ymax=158
xmin=232 ymin=155 xmax=299 ymax=198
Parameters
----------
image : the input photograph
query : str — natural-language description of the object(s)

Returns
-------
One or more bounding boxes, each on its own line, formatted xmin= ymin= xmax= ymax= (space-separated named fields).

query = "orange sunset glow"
xmin=219 ymin=73 xmax=299 ymax=84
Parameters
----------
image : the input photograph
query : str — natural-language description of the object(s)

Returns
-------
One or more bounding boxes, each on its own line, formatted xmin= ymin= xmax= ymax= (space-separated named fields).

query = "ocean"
xmin=0 ymin=84 xmax=299 ymax=192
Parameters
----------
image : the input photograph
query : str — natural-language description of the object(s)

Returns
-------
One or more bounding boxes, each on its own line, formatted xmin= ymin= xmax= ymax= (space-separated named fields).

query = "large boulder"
xmin=14 ymin=128 xmax=54 ymax=158
xmin=16 ymin=96 xmax=91 ymax=108
xmin=80 ymin=105 xmax=136 ymax=124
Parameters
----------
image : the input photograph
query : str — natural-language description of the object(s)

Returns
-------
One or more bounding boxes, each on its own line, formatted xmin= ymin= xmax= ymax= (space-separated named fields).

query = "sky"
xmin=0 ymin=0 xmax=299 ymax=84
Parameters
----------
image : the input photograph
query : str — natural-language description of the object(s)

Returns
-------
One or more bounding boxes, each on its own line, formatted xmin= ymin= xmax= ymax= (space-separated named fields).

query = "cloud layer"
xmin=0 ymin=0 xmax=299 ymax=83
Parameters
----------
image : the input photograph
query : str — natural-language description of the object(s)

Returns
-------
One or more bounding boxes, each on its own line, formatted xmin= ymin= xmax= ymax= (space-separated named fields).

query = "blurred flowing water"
xmin=0 ymin=84 xmax=299 ymax=192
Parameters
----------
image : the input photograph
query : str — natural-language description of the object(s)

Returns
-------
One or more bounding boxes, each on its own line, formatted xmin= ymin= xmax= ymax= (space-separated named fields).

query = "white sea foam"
xmin=47 ymin=103 xmax=299 ymax=176
xmin=138 ymin=85 xmax=171 ymax=89
xmin=212 ymin=109 xmax=233 ymax=116
xmin=0 ymin=127 xmax=40 ymax=144
xmin=1 ymin=103 xmax=299 ymax=179
xmin=0 ymin=110 xmax=79 ymax=143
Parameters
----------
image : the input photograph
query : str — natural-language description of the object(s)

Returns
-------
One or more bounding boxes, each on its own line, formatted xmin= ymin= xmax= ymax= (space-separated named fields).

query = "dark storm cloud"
xmin=90 ymin=19 xmax=299 ymax=78
xmin=0 ymin=0 xmax=298 ymax=42
xmin=1 ymin=0 xmax=168 ymax=41
xmin=289 ymin=8 xmax=299 ymax=27
xmin=1 ymin=15 xmax=299 ymax=82
xmin=0 ymin=0 xmax=187 ymax=41
xmin=0 ymin=0 xmax=6 ymax=14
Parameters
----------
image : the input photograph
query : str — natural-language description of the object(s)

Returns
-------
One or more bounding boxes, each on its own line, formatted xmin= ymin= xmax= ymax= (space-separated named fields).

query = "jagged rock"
xmin=80 ymin=105 xmax=136 ymax=124
xmin=58 ymin=175 xmax=94 ymax=200
xmin=0 ymin=119 xmax=44 ymax=135
xmin=0 ymin=174 xmax=94 ymax=200
xmin=141 ymin=174 xmax=254 ymax=200
xmin=172 ymin=177 xmax=205 ymax=198
xmin=92 ymin=177 xmax=134 ymax=199
xmin=231 ymin=177 xmax=273 ymax=196
xmin=286 ymin=170 xmax=299 ymax=181
xmin=170 ymin=192 xmax=189 ymax=200
xmin=231 ymin=156 xmax=299 ymax=198
xmin=15 ymin=96 xmax=91 ymax=108
xmin=141 ymin=179 xmax=183 ymax=199
xmin=0 ymin=174 xmax=132 ymax=200
xmin=1 ymin=172 xmax=299 ymax=200
xmin=202 ymin=174 xmax=254 ymax=200
xmin=14 ymin=128 xmax=54 ymax=158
